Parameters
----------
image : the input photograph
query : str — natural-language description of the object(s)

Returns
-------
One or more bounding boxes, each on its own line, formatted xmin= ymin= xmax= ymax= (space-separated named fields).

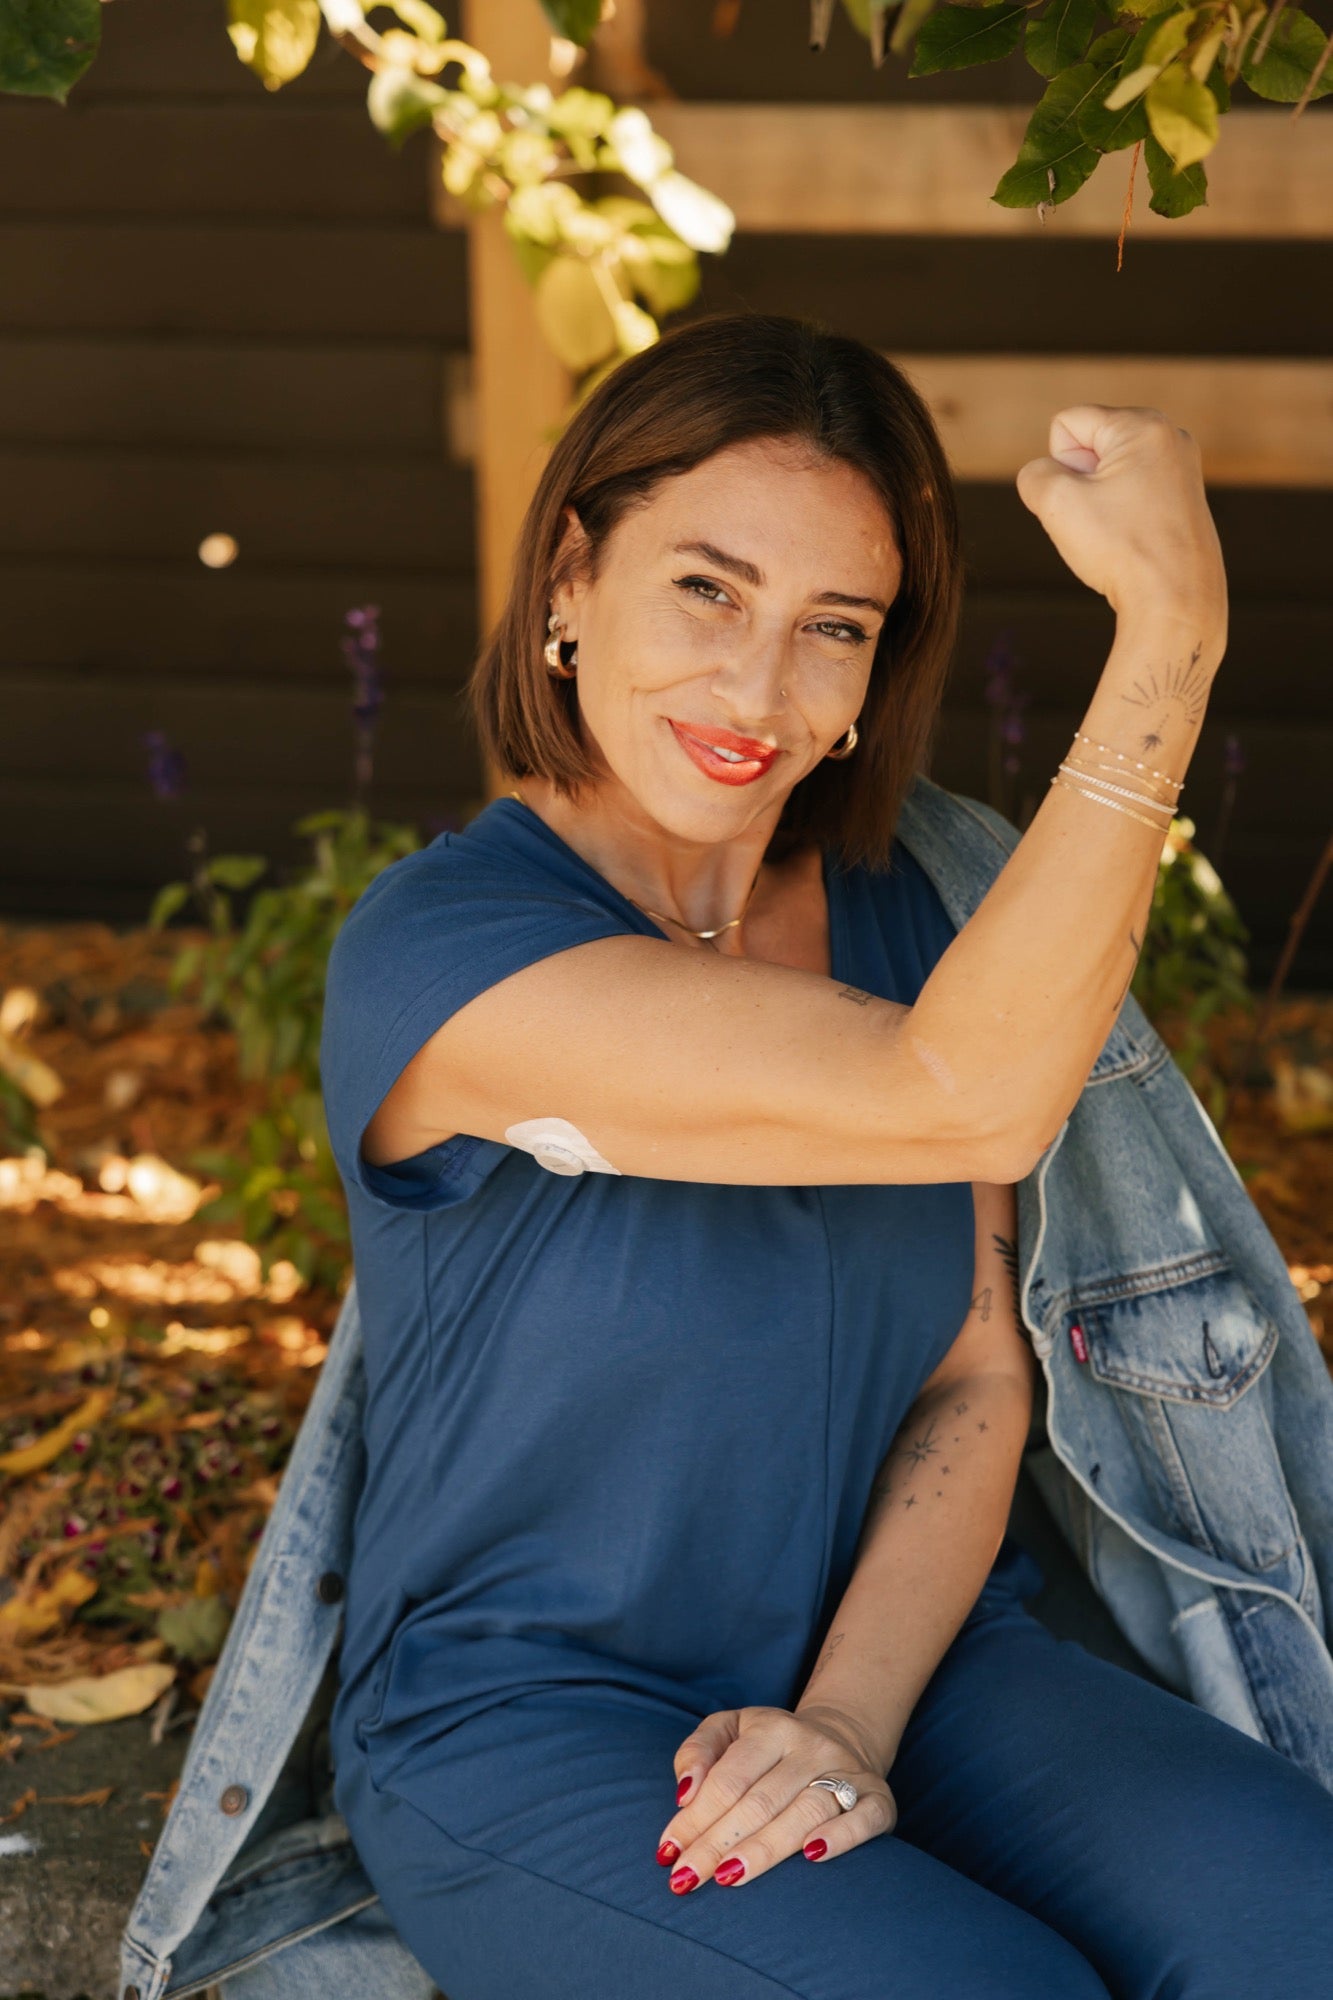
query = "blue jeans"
xmin=330 ymin=1543 xmax=1333 ymax=1999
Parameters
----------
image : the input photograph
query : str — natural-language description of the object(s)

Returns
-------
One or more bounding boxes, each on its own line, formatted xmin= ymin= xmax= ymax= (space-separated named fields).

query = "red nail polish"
xmin=715 ymin=1857 xmax=746 ymax=1886
xmin=676 ymin=1775 xmax=693 ymax=1806
xmin=656 ymin=1840 xmax=680 ymax=1867
xmin=669 ymin=1865 xmax=699 ymax=1894
xmin=804 ymin=1838 xmax=828 ymax=1860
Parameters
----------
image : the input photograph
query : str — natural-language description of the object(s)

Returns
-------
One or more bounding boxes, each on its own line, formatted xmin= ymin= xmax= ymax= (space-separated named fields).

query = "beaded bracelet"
xmin=1057 ymin=762 xmax=1177 ymax=819
xmin=1050 ymin=772 xmax=1173 ymax=833
xmin=1067 ymin=754 xmax=1185 ymax=800
xmin=1072 ymin=731 xmax=1183 ymax=790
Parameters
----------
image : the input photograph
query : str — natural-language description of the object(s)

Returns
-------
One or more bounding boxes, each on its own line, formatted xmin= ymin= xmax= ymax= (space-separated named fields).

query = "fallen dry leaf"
xmin=21 ymin=1660 xmax=176 ymax=1724
xmin=0 ymin=1387 xmax=115 ymax=1477
xmin=38 ymin=1784 xmax=114 ymax=1807
xmin=0 ymin=1567 xmax=97 ymax=1642
xmin=0 ymin=1785 xmax=37 ymax=1823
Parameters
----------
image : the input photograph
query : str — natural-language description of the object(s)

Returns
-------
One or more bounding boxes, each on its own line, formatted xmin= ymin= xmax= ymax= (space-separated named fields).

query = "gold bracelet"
xmin=1057 ymin=762 xmax=1177 ymax=819
xmin=1067 ymin=754 xmax=1184 ymax=801
xmin=1071 ymin=732 xmax=1183 ymax=788
xmin=1050 ymin=772 xmax=1173 ymax=833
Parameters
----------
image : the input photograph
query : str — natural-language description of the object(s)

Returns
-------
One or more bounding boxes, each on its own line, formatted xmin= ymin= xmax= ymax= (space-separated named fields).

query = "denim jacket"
xmin=119 ymin=775 xmax=1333 ymax=2000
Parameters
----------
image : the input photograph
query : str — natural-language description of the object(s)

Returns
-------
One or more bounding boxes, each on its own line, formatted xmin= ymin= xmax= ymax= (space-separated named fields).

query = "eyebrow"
xmin=669 ymin=540 xmax=890 ymax=617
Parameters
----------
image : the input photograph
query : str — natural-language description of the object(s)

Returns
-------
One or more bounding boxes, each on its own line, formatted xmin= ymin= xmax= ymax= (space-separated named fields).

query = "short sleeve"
xmin=319 ymin=837 xmax=636 ymax=1212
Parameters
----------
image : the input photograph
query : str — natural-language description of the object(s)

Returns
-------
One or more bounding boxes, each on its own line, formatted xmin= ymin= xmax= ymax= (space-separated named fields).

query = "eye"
xmin=673 ymin=576 xmax=869 ymax=647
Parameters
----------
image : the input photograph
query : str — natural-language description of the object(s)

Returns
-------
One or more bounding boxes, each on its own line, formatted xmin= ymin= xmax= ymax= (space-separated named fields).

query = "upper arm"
xmin=361 ymin=933 xmax=1026 ymax=1192
xmin=914 ymin=1177 xmax=1037 ymax=1397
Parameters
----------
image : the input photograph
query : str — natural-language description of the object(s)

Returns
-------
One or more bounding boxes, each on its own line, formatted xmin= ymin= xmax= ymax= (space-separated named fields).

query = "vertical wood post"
xmin=458 ymin=2 xmax=574 ymax=801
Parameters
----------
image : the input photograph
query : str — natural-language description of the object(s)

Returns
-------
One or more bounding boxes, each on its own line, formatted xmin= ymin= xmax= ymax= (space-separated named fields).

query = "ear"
xmin=549 ymin=504 xmax=591 ymax=630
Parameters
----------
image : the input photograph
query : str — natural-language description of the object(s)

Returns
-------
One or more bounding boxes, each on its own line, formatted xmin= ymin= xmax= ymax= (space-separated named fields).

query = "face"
xmin=549 ymin=436 xmax=903 ymax=842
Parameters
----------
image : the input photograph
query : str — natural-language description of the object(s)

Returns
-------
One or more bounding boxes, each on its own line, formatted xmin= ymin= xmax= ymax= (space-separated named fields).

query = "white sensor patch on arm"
xmin=503 ymin=1116 xmax=622 ymax=1177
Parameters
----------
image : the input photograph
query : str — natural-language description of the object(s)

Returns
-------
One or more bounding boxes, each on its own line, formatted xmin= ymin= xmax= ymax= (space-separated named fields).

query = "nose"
xmin=706 ymin=625 xmax=789 ymax=726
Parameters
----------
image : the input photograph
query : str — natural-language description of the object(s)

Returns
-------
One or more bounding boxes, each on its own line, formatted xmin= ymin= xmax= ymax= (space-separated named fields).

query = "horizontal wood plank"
xmin=638 ymin=104 xmax=1333 ymax=241
xmin=0 ymin=101 xmax=431 ymax=221
xmin=0 ymin=563 xmax=477 ymax=678
xmin=441 ymin=350 xmax=1333 ymax=487
xmin=0 ymin=338 xmax=454 ymax=453
xmin=0 ymin=224 xmax=468 ymax=341
xmin=693 ymin=232 xmax=1333 ymax=362
xmin=1 ymin=677 xmax=479 ymax=795
xmin=0 ymin=450 xmax=474 ymax=568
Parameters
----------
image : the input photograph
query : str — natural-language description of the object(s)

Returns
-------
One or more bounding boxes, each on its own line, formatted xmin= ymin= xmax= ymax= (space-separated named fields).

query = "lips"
xmin=668 ymin=718 xmax=779 ymax=787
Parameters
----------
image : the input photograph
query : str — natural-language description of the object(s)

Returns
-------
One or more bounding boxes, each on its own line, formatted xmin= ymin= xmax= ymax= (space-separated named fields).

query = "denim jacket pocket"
xmin=1076 ymin=1253 xmax=1278 ymax=1410
xmin=1070 ymin=1256 xmax=1309 ymax=1593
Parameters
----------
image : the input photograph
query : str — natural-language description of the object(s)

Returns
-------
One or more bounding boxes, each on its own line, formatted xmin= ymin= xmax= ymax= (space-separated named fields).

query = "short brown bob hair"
xmin=467 ymin=309 xmax=963 ymax=874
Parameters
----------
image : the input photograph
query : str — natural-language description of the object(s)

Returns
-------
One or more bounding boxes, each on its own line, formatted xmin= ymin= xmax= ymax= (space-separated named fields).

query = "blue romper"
xmin=319 ymin=795 xmax=1333 ymax=2000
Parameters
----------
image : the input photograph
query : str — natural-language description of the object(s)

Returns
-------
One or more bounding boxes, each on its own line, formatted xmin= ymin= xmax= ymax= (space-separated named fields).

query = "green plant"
xmin=1132 ymin=814 xmax=1254 ymax=1123
xmin=3 ymin=0 xmax=1326 ymax=323
xmin=149 ymin=806 xmax=426 ymax=1288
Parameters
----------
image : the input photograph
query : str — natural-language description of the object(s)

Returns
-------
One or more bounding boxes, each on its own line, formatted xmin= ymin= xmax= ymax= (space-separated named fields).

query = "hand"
xmin=1015 ymin=404 xmax=1227 ymax=633
xmin=653 ymin=1703 xmax=897 ymax=1893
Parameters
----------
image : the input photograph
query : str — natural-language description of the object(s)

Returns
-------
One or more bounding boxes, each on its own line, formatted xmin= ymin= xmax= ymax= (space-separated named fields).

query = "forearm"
xmin=793 ymin=1365 xmax=1033 ymax=1776
xmin=908 ymin=601 xmax=1227 ymax=1173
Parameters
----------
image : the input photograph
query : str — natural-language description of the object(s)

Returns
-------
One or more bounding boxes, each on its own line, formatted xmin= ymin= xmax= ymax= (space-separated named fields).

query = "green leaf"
xmin=911 ymin=0 xmax=1028 ymax=73
xmin=206 ymin=854 xmax=268 ymax=890
xmin=1146 ymin=63 xmax=1219 ymax=169
xmin=991 ymin=62 xmax=1103 ymax=207
xmin=1241 ymin=8 xmax=1333 ymax=102
xmin=147 ymin=881 xmax=191 ymax=931
xmin=1025 ymin=0 xmax=1099 ymax=81
xmin=157 ymin=1594 xmax=232 ymax=1664
xmin=0 ymin=0 xmax=99 ymax=102
xmin=367 ymin=62 xmax=448 ymax=145
xmin=1078 ymin=76 xmax=1149 ymax=151
xmin=226 ymin=0 xmax=321 ymax=92
xmin=381 ymin=0 xmax=446 ymax=38
xmin=537 ymin=0 xmax=603 ymax=45
xmin=1144 ymin=132 xmax=1208 ymax=214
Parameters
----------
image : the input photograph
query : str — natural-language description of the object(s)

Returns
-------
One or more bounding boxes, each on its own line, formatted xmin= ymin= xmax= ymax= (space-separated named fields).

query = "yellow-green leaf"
xmin=1144 ymin=4 xmax=1200 ymax=66
xmin=0 ymin=1388 xmax=113 ymax=1477
xmin=1146 ymin=63 xmax=1220 ymax=169
xmin=646 ymin=171 xmax=735 ymax=254
xmin=1103 ymin=59 xmax=1165 ymax=108
xmin=226 ymin=0 xmax=321 ymax=92
xmin=534 ymin=256 xmax=618 ymax=374
xmin=21 ymin=1661 xmax=177 ymax=1724
xmin=0 ymin=1569 xmax=97 ymax=1643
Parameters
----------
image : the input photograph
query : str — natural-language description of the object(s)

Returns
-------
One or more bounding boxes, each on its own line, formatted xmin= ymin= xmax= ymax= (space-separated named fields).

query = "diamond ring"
xmin=806 ymin=1776 xmax=859 ymax=1813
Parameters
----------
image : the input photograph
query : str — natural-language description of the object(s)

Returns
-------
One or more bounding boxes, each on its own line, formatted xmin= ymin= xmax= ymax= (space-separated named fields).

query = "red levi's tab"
xmin=1069 ymin=1321 xmax=1090 ymax=1364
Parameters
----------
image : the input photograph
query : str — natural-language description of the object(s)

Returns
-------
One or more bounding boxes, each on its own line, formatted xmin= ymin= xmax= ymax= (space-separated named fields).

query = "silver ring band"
xmin=806 ymin=1775 xmax=859 ymax=1813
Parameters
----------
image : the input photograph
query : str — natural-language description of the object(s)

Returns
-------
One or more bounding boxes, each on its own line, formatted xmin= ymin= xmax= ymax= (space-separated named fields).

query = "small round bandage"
xmin=503 ymin=1117 xmax=622 ymax=1177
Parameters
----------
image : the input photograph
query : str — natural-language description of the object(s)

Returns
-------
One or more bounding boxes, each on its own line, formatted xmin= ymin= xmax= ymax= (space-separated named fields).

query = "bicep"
xmin=360 ymin=932 xmax=1026 ymax=1191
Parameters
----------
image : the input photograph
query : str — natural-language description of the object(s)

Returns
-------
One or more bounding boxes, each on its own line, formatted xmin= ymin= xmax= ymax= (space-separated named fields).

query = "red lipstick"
xmin=668 ymin=718 xmax=779 ymax=787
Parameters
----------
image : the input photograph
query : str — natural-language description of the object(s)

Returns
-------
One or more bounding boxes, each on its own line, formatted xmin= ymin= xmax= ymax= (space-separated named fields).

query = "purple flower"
xmin=342 ymin=605 xmax=384 ymax=729
xmin=344 ymin=604 xmax=384 ymax=801
xmin=1223 ymin=732 xmax=1245 ymax=778
xmin=143 ymin=729 xmax=187 ymax=801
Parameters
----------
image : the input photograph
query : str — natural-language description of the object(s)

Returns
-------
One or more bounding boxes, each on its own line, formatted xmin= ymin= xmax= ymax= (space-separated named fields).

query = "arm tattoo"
xmin=993 ymin=1232 xmax=1022 ymax=1319
xmin=837 ymin=983 xmax=872 ymax=1006
xmin=1115 ymin=924 xmax=1143 ymax=1011
xmin=805 ymin=1628 xmax=846 ymax=1687
xmin=1118 ymin=638 xmax=1211 ymax=730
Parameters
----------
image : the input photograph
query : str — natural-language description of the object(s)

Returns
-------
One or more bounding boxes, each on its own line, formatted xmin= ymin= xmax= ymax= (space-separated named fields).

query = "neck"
xmin=506 ymin=777 xmax=783 ymax=950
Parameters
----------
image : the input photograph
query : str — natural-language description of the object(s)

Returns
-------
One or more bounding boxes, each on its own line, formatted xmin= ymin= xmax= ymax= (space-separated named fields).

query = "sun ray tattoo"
xmin=1119 ymin=639 xmax=1211 ymax=732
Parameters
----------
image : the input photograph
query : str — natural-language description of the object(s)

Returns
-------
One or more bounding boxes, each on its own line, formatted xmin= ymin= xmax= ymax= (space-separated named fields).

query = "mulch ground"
xmin=0 ymin=918 xmax=1328 ymax=1813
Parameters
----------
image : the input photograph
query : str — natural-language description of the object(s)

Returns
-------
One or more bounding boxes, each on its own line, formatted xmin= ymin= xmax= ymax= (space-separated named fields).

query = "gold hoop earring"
xmin=825 ymin=717 xmax=859 ymax=760
xmin=544 ymin=611 xmax=577 ymax=678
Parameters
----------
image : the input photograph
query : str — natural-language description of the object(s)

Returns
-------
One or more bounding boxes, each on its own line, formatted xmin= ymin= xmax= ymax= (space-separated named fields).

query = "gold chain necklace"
xmin=507 ymin=789 xmax=761 ymax=948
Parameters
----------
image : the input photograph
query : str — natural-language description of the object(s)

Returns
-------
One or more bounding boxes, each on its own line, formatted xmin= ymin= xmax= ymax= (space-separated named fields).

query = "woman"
xmin=318 ymin=313 xmax=1333 ymax=1999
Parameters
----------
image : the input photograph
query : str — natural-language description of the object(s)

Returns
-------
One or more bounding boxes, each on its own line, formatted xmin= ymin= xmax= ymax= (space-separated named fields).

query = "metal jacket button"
xmin=123 ymin=1988 xmax=141 ymax=2000
xmin=219 ymin=1783 xmax=249 ymax=1815
xmin=317 ymin=1570 xmax=344 ymax=1603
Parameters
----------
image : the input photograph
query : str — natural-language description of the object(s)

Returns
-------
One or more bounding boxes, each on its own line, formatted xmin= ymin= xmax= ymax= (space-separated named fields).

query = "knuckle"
xmin=746 ymin=1783 xmax=782 ymax=1822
